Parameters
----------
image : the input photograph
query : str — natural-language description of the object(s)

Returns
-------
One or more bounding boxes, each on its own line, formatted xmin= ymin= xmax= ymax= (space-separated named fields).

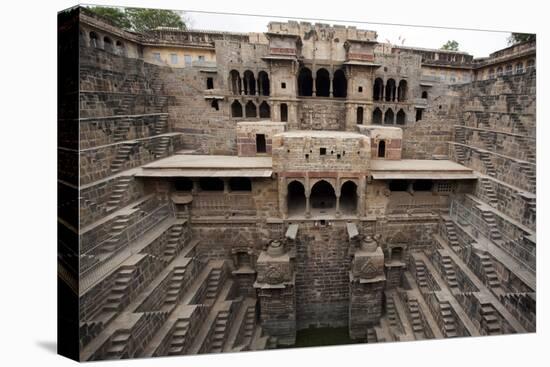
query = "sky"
xmin=183 ymin=10 xmax=512 ymax=58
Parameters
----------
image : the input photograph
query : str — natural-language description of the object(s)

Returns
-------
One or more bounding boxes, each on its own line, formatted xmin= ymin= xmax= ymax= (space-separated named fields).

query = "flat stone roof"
xmin=138 ymin=154 xmax=273 ymax=178
xmin=371 ymin=159 xmax=476 ymax=180
xmin=277 ymin=130 xmax=366 ymax=138
xmin=237 ymin=120 xmax=286 ymax=127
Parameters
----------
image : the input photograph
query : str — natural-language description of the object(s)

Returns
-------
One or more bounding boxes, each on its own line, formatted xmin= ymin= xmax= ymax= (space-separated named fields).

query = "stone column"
xmin=279 ymin=177 xmax=288 ymax=218
xmin=329 ymin=77 xmax=334 ymax=97
xmin=192 ymin=179 xmax=199 ymax=194
xmin=335 ymin=194 xmax=341 ymax=217
xmin=312 ymin=77 xmax=316 ymax=97
xmin=224 ymin=179 xmax=230 ymax=193
xmin=349 ymin=235 xmax=386 ymax=340
xmin=358 ymin=175 xmax=366 ymax=217
xmin=241 ymin=77 xmax=245 ymax=95
xmin=305 ymin=193 xmax=311 ymax=218
xmin=256 ymin=79 xmax=260 ymax=96
xmin=254 ymin=240 xmax=296 ymax=346
xmin=382 ymin=84 xmax=385 ymax=102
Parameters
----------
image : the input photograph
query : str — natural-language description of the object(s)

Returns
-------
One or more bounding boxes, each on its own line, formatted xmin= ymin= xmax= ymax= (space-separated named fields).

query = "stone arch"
xmin=385 ymin=78 xmax=396 ymax=101
xmin=391 ymin=246 xmax=404 ymax=262
xmin=397 ymin=80 xmax=407 ymax=101
xmin=396 ymin=109 xmax=406 ymax=125
xmin=103 ymin=36 xmax=113 ymax=52
xmin=243 ymin=70 xmax=256 ymax=95
xmin=89 ymin=31 xmax=98 ymax=47
xmin=258 ymin=71 xmax=270 ymax=96
xmin=287 ymin=180 xmax=306 ymax=216
xmin=115 ymin=40 xmax=126 ymax=56
xmin=259 ymin=101 xmax=270 ymax=118
xmin=384 ymin=108 xmax=394 ymax=124
xmin=357 ymin=106 xmax=364 ymax=124
xmin=298 ymin=67 xmax=313 ymax=96
xmin=333 ymin=69 xmax=347 ymax=98
xmin=373 ymin=78 xmax=384 ymax=101
xmin=229 ymin=70 xmax=241 ymax=95
xmin=245 ymin=101 xmax=257 ymax=118
xmin=310 ymin=179 xmax=336 ymax=211
xmin=372 ymin=107 xmax=382 ymax=124
xmin=378 ymin=140 xmax=386 ymax=158
xmin=231 ymin=100 xmax=243 ymax=118
xmin=316 ymin=68 xmax=330 ymax=97
xmin=340 ymin=180 xmax=358 ymax=215
xmin=280 ymin=103 xmax=288 ymax=122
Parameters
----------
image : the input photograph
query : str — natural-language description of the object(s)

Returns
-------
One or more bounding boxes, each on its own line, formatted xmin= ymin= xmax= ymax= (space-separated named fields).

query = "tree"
xmin=508 ymin=33 xmax=536 ymax=45
xmin=441 ymin=40 xmax=459 ymax=51
xmin=88 ymin=6 xmax=131 ymax=29
xmin=88 ymin=7 xmax=186 ymax=32
xmin=125 ymin=8 xmax=186 ymax=32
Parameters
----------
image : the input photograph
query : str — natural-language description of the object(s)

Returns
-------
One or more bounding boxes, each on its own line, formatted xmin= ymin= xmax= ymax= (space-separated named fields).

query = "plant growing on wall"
xmin=441 ymin=40 xmax=459 ymax=51
xmin=88 ymin=6 xmax=187 ymax=32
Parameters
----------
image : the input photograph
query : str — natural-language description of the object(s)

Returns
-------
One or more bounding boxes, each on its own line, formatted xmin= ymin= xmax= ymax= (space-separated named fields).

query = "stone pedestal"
xmin=349 ymin=236 xmax=386 ymax=340
xmin=254 ymin=240 xmax=296 ymax=345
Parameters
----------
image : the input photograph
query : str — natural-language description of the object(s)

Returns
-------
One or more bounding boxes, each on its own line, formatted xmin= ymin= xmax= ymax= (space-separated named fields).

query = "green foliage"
xmin=125 ymin=8 xmax=186 ymax=32
xmin=441 ymin=40 xmax=459 ymax=51
xmin=88 ymin=6 xmax=186 ymax=32
xmin=89 ymin=6 xmax=131 ymax=29
xmin=508 ymin=33 xmax=536 ymax=45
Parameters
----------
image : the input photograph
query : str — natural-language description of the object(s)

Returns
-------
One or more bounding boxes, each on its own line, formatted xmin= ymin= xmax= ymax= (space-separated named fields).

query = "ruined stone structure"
xmin=57 ymin=7 xmax=536 ymax=361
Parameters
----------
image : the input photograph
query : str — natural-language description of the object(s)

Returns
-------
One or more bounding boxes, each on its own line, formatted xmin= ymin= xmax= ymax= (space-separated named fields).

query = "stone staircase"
xmin=415 ymin=260 xmax=428 ymax=288
xmin=154 ymin=115 xmax=168 ymax=135
xmin=519 ymin=161 xmax=536 ymax=191
xmin=162 ymin=266 xmax=189 ymax=310
xmin=153 ymin=136 xmax=171 ymax=158
xmin=454 ymin=144 xmax=466 ymax=165
xmin=117 ymin=95 xmax=135 ymax=115
xmin=478 ymin=252 xmax=500 ymax=289
xmin=110 ymin=143 xmax=136 ymax=174
xmin=385 ymin=294 xmax=398 ymax=328
xmin=441 ymin=255 xmax=458 ymax=289
xmin=443 ymin=218 xmax=461 ymax=252
xmin=167 ymin=319 xmax=191 ymax=355
xmin=366 ymin=327 xmax=377 ymax=343
xmin=479 ymin=178 xmax=498 ymax=206
xmin=100 ymin=215 xmax=131 ymax=253
xmin=102 ymin=266 xmax=135 ymax=314
xmin=206 ymin=268 xmax=223 ymax=301
xmin=478 ymin=130 xmax=493 ymax=149
xmin=480 ymin=210 xmax=502 ymax=240
xmin=479 ymin=152 xmax=496 ymax=177
xmin=106 ymin=176 xmax=133 ymax=210
xmin=162 ymin=223 xmax=186 ymax=263
xmin=454 ymin=126 xmax=465 ymax=144
xmin=480 ymin=302 xmax=501 ymax=335
xmin=105 ymin=330 xmax=131 ymax=359
xmin=210 ymin=310 xmax=230 ymax=353
xmin=439 ymin=301 xmax=457 ymax=337
xmin=407 ymin=298 xmax=424 ymax=336
xmin=113 ymin=119 xmax=130 ymax=142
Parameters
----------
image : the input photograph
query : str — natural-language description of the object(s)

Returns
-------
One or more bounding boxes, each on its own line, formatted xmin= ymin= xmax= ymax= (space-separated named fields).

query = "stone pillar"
xmin=192 ymin=179 xmax=199 ymax=194
xmin=224 ymin=179 xmax=230 ymax=193
xmin=312 ymin=77 xmax=316 ymax=97
xmin=256 ymin=79 xmax=260 ymax=96
xmin=358 ymin=175 xmax=366 ymax=217
xmin=349 ymin=235 xmax=386 ymax=340
xmin=280 ymin=177 xmax=288 ymax=218
xmin=254 ymin=240 xmax=296 ymax=346
xmin=305 ymin=193 xmax=311 ymax=218
xmin=382 ymin=85 xmax=385 ymax=102
xmin=329 ymin=77 xmax=334 ymax=97
xmin=241 ymin=77 xmax=245 ymax=95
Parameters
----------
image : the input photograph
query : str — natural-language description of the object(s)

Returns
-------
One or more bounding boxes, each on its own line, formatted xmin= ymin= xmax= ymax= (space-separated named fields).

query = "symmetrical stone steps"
xmin=443 ymin=218 xmax=461 ymax=253
xmin=407 ymin=298 xmax=424 ymax=336
xmin=385 ymin=294 xmax=398 ymax=328
xmin=162 ymin=223 xmax=186 ymax=263
xmin=162 ymin=266 xmax=190 ymax=310
xmin=105 ymin=330 xmax=131 ymax=359
xmin=441 ymin=255 xmax=458 ymax=289
xmin=480 ymin=302 xmax=501 ymax=335
xmin=478 ymin=252 xmax=500 ymax=289
xmin=113 ymin=120 xmax=131 ymax=142
xmin=101 ymin=266 xmax=136 ymax=314
xmin=415 ymin=260 xmax=428 ymax=288
xmin=154 ymin=136 xmax=171 ymax=158
xmin=480 ymin=210 xmax=502 ymax=240
xmin=479 ymin=178 xmax=498 ymax=206
xmin=519 ymin=162 xmax=536 ymax=191
xmin=205 ymin=268 xmax=223 ymax=301
xmin=210 ymin=310 xmax=230 ymax=353
xmin=439 ymin=301 xmax=457 ymax=337
xmin=167 ymin=319 xmax=191 ymax=355
xmin=100 ymin=215 xmax=131 ymax=254
xmin=110 ymin=143 xmax=136 ymax=173
xmin=479 ymin=152 xmax=497 ymax=177
xmin=106 ymin=176 xmax=133 ymax=210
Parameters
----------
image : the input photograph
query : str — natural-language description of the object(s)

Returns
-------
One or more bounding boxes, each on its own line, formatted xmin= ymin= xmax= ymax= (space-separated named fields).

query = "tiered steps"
xmin=102 ymin=267 xmax=135 ymax=314
xmin=441 ymin=255 xmax=458 ymax=289
xmin=210 ymin=310 xmax=230 ymax=353
xmin=415 ymin=260 xmax=428 ymax=288
xmin=106 ymin=176 xmax=133 ymax=210
xmin=167 ymin=319 xmax=191 ymax=355
xmin=478 ymin=252 xmax=500 ymax=288
xmin=480 ymin=178 xmax=498 ymax=206
xmin=154 ymin=136 xmax=171 ymax=158
xmin=454 ymin=126 xmax=465 ymax=144
xmin=110 ymin=142 xmax=136 ymax=174
xmin=205 ymin=268 xmax=223 ymax=301
xmin=105 ymin=330 xmax=130 ymax=359
xmin=443 ymin=219 xmax=461 ymax=252
xmin=113 ymin=119 xmax=130 ymax=142
xmin=100 ymin=215 xmax=131 ymax=253
xmin=454 ymin=145 xmax=466 ymax=165
xmin=407 ymin=299 xmax=424 ymax=336
xmin=480 ymin=210 xmax=502 ymax=240
xmin=162 ymin=266 xmax=189 ymax=311
xmin=162 ymin=223 xmax=185 ymax=262
xmin=366 ymin=327 xmax=377 ymax=343
xmin=479 ymin=152 xmax=496 ymax=177
xmin=480 ymin=303 xmax=501 ymax=335
xmin=519 ymin=162 xmax=536 ymax=190
xmin=440 ymin=301 xmax=457 ymax=337
xmin=154 ymin=115 xmax=168 ymax=135
xmin=385 ymin=294 xmax=398 ymax=328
